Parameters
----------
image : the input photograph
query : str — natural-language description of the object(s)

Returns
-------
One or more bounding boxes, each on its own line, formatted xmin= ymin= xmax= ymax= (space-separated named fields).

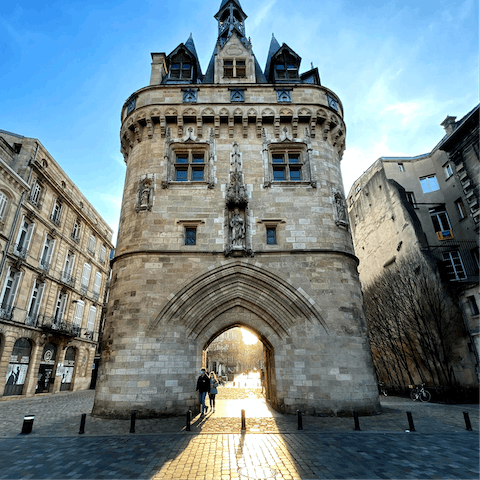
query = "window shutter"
xmin=100 ymin=246 xmax=106 ymax=263
xmin=73 ymin=300 xmax=85 ymax=326
xmin=81 ymin=263 xmax=91 ymax=287
xmin=87 ymin=306 xmax=96 ymax=331
xmin=24 ymin=222 xmax=35 ymax=253
xmin=30 ymin=283 xmax=45 ymax=318
xmin=0 ymin=266 xmax=12 ymax=306
xmin=46 ymin=239 xmax=55 ymax=265
xmin=93 ymin=272 xmax=102 ymax=294
xmin=8 ymin=271 xmax=23 ymax=307
xmin=0 ymin=191 xmax=7 ymax=219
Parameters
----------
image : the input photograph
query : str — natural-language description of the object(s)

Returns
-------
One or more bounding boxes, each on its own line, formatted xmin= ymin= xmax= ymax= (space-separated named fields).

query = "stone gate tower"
xmin=93 ymin=0 xmax=380 ymax=417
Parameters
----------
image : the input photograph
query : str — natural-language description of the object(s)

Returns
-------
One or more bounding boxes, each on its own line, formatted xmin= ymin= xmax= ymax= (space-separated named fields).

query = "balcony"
xmin=80 ymin=283 xmax=88 ymax=295
xmin=13 ymin=243 xmax=28 ymax=259
xmin=25 ymin=314 xmax=39 ymax=327
xmin=71 ymin=233 xmax=80 ymax=243
xmin=39 ymin=258 xmax=50 ymax=273
xmin=92 ymin=291 xmax=100 ymax=302
xmin=60 ymin=271 xmax=76 ymax=288
xmin=0 ymin=305 xmax=13 ymax=321
xmin=87 ymin=247 xmax=96 ymax=258
xmin=39 ymin=316 xmax=82 ymax=337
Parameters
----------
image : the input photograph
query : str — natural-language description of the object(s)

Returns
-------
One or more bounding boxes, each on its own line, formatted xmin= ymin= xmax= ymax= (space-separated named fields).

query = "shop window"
xmin=4 ymin=338 xmax=32 ymax=396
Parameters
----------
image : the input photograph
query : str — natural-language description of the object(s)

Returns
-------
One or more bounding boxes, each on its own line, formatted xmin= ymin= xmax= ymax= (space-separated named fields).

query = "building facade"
xmin=347 ymin=105 xmax=479 ymax=385
xmin=93 ymin=0 xmax=379 ymax=418
xmin=0 ymin=130 xmax=113 ymax=398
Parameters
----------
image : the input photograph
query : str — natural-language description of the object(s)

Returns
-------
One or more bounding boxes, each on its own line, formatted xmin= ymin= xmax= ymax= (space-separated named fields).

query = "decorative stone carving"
xmin=277 ymin=90 xmax=292 ymax=103
xmin=136 ymin=175 xmax=154 ymax=212
xmin=146 ymin=118 xmax=154 ymax=139
xmin=333 ymin=189 xmax=348 ymax=228
xmin=230 ymin=89 xmax=245 ymax=102
xmin=182 ymin=89 xmax=197 ymax=103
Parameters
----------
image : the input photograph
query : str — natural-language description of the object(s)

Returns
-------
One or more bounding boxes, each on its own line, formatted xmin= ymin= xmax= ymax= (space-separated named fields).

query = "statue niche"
xmin=224 ymin=142 xmax=252 ymax=256
xmin=136 ymin=175 xmax=154 ymax=212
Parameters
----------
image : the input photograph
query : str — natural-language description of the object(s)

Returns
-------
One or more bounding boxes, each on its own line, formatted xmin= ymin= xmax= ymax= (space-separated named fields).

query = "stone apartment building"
xmin=93 ymin=0 xmax=380 ymax=418
xmin=347 ymin=105 xmax=479 ymax=385
xmin=0 ymin=129 xmax=113 ymax=398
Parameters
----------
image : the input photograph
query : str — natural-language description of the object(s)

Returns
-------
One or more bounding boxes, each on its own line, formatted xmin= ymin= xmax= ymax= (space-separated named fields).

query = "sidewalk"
xmin=0 ymin=388 xmax=478 ymax=479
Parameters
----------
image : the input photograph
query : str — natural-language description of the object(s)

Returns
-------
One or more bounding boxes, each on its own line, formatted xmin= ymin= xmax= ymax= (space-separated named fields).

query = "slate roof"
xmin=264 ymin=34 xmax=281 ymax=82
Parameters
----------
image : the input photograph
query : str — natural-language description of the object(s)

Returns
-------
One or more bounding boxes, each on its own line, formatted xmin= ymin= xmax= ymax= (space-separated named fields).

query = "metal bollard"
xmin=463 ymin=411 xmax=473 ymax=431
xmin=241 ymin=409 xmax=246 ymax=431
xmin=297 ymin=410 xmax=303 ymax=430
xmin=186 ymin=410 xmax=192 ymax=431
xmin=353 ymin=410 xmax=361 ymax=431
xmin=21 ymin=415 xmax=35 ymax=435
xmin=79 ymin=413 xmax=87 ymax=434
xmin=130 ymin=411 xmax=136 ymax=433
xmin=406 ymin=411 xmax=416 ymax=432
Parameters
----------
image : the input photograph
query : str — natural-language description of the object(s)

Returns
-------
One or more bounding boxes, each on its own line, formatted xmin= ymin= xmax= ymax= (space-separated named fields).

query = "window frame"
xmin=71 ymin=219 xmax=81 ymax=242
xmin=420 ymin=175 xmax=440 ymax=193
xmin=73 ymin=300 xmax=85 ymax=327
xmin=266 ymin=226 xmax=277 ymax=245
xmin=398 ymin=163 xmax=405 ymax=172
xmin=26 ymin=280 xmax=45 ymax=325
xmin=173 ymin=148 xmax=207 ymax=183
xmin=0 ymin=191 xmax=8 ymax=221
xmin=39 ymin=235 xmax=55 ymax=271
xmin=29 ymin=181 xmax=42 ymax=207
xmin=269 ymin=147 xmax=305 ymax=183
xmin=50 ymin=199 xmax=62 ymax=225
xmin=429 ymin=208 xmax=452 ymax=233
xmin=14 ymin=217 xmax=35 ymax=258
xmin=444 ymin=163 xmax=454 ymax=179
xmin=223 ymin=58 xmax=246 ymax=78
xmin=442 ymin=250 xmax=467 ymax=281
xmin=185 ymin=227 xmax=197 ymax=245
xmin=405 ymin=192 xmax=417 ymax=208
xmin=454 ymin=198 xmax=467 ymax=220
xmin=0 ymin=267 xmax=22 ymax=313
xmin=86 ymin=306 xmax=97 ymax=333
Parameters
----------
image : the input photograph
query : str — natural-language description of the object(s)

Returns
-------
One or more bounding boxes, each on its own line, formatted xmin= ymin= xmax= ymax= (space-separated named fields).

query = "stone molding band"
xmin=111 ymin=248 xmax=360 ymax=266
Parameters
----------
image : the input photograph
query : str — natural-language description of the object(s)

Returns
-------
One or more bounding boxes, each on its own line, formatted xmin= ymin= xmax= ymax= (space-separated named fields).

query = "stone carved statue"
xmin=137 ymin=177 xmax=153 ymax=211
xmin=230 ymin=208 xmax=245 ymax=247
xmin=140 ymin=186 xmax=150 ymax=206
xmin=333 ymin=192 xmax=348 ymax=226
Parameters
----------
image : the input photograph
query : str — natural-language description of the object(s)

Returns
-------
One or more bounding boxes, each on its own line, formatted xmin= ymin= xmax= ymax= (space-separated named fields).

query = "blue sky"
xmin=1 ymin=0 xmax=477 ymax=244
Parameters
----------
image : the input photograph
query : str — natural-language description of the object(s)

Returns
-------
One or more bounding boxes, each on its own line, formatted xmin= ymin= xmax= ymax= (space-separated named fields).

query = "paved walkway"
xmin=0 ymin=388 xmax=478 ymax=479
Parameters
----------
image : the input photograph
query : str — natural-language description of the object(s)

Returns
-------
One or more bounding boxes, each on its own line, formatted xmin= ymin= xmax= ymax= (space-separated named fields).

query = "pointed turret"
xmin=264 ymin=34 xmax=281 ymax=81
xmin=215 ymin=0 xmax=248 ymax=43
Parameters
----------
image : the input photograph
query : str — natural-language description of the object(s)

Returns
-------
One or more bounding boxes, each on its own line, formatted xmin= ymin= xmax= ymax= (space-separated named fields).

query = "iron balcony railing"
xmin=25 ymin=314 xmax=39 ymax=327
xmin=39 ymin=316 xmax=82 ymax=337
xmin=60 ymin=271 xmax=76 ymax=288
xmin=39 ymin=258 xmax=50 ymax=272
xmin=92 ymin=291 xmax=100 ymax=302
xmin=0 ymin=305 xmax=14 ymax=321
xmin=80 ymin=283 xmax=88 ymax=295
xmin=71 ymin=232 xmax=80 ymax=243
xmin=87 ymin=246 xmax=96 ymax=258
xmin=13 ymin=243 xmax=28 ymax=259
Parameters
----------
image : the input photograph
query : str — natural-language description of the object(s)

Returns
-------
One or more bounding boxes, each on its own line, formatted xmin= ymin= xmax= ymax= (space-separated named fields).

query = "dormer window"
xmin=224 ymin=59 xmax=246 ymax=78
xmin=170 ymin=61 xmax=192 ymax=80
xmin=274 ymin=53 xmax=299 ymax=81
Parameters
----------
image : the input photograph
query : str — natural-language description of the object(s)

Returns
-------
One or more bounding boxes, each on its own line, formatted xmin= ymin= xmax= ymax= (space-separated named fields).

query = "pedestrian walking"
xmin=196 ymin=368 xmax=210 ymax=415
xmin=208 ymin=372 xmax=219 ymax=413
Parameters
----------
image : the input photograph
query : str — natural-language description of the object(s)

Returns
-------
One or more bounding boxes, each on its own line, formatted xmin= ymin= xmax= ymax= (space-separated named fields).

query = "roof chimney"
xmin=441 ymin=115 xmax=457 ymax=135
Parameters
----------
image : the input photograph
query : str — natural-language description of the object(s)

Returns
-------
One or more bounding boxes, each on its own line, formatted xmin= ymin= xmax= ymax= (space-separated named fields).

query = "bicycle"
xmin=410 ymin=383 xmax=431 ymax=402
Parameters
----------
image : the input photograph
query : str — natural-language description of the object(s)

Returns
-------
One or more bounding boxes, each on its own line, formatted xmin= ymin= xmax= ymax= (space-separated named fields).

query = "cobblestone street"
xmin=0 ymin=388 xmax=478 ymax=479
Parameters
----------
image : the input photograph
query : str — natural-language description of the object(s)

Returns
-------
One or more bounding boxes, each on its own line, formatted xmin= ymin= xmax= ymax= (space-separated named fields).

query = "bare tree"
xmin=363 ymin=252 xmax=464 ymax=388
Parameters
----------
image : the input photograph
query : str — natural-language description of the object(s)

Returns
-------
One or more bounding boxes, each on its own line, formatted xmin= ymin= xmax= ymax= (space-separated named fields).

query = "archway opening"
xmin=203 ymin=323 xmax=277 ymax=413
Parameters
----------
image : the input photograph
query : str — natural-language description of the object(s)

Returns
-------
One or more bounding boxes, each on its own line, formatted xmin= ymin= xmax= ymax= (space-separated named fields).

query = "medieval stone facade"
xmin=0 ymin=130 xmax=113 ymax=398
xmin=93 ymin=0 xmax=379 ymax=417
xmin=347 ymin=105 xmax=479 ymax=385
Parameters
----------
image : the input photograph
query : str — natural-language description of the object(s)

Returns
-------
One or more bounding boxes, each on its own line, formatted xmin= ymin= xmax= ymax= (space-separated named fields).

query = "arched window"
xmin=0 ymin=191 xmax=8 ymax=221
xmin=5 ymin=338 xmax=32 ymax=396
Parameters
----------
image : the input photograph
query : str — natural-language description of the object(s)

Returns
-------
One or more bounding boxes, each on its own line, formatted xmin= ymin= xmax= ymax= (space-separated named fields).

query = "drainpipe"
xmin=0 ymin=142 xmax=38 ymax=278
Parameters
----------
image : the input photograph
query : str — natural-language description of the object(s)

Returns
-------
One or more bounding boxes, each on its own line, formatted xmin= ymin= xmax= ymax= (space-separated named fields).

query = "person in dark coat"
xmin=196 ymin=368 xmax=210 ymax=415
